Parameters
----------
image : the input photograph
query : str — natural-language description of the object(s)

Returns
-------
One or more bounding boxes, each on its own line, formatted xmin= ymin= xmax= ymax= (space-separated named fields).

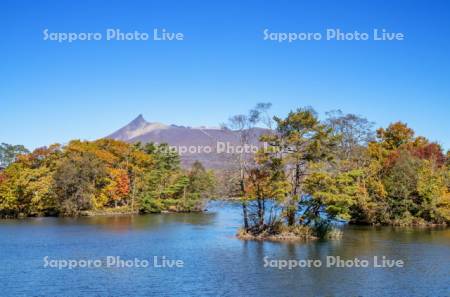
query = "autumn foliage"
xmin=0 ymin=139 xmax=215 ymax=218
xmin=236 ymin=108 xmax=450 ymax=240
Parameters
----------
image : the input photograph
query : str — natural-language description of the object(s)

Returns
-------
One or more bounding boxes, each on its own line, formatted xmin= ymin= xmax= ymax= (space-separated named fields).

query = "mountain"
xmin=106 ymin=115 xmax=265 ymax=169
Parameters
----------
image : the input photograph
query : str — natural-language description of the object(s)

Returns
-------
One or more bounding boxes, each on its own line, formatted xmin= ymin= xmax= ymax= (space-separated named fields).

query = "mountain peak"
xmin=129 ymin=114 xmax=147 ymax=126
xmin=107 ymin=115 xmax=169 ymax=141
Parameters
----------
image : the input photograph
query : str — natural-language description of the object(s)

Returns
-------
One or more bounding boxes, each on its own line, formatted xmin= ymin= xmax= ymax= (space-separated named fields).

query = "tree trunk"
xmin=242 ymin=201 xmax=249 ymax=230
xmin=257 ymin=195 xmax=265 ymax=228
xmin=287 ymin=207 xmax=296 ymax=226
xmin=286 ymin=163 xmax=301 ymax=226
xmin=130 ymin=171 xmax=137 ymax=213
xmin=240 ymin=167 xmax=249 ymax=230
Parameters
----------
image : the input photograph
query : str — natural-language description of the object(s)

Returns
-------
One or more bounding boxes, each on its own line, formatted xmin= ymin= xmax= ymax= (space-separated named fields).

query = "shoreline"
xmin=2 ymin=212 xmax=449 ymax=230
xmin=1 ymin=201 xmax=449 ymax=229
xmin=0 ymin=208 xmax=206 ymax=219
xmin=236 ymin=232 xmax=319 ymax=242
xmin=236 ymin=227 xmax=319 ymax=242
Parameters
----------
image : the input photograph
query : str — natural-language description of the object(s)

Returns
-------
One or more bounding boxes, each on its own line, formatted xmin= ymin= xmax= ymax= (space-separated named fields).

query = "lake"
xmin=0 ymin=201 xmax=449 ymax=297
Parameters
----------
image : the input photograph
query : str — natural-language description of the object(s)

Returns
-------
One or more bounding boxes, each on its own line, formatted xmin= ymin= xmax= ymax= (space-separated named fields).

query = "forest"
xmin=0 ymin=140 xmax=215 ymax=218
xmin=1 ymin=105 xmax=449 ymax=240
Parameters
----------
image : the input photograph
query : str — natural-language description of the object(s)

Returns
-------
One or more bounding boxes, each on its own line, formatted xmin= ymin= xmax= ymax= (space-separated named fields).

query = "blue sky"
xmin=1 ymin=0 xmax=449 ymax=150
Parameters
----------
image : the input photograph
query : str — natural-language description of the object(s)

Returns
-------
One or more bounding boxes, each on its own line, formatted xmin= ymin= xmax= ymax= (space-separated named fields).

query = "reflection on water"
xmin=0 ymin=201 xmax=448 ymax=297
xmin=71 ymin=211 xmax=217 ymax=232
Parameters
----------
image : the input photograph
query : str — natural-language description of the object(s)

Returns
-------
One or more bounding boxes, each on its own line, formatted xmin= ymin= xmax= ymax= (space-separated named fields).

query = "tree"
xmin=325 ymin=110 xmax=374 ymax=164
xmin=350 ymin=122 xmax=450 ymax=226
xmin=104 ymin=168 xmax=130 ymax=208
xmin=264 ymin=107 xmax=338 ymax=225
xmin=377 ymin=122 xmax=414 ymax=150
xmin=53 ymin=152 xmax=107 ymax=216
xmin=0 ymin=164 xmax=21 ymax=217
xmin=382 ymin=151 xmax=421 ymax=220
xmin=446 ymin=151 xmax=450 ymax=169
xmin=0 ymin=143 xmax=29 ymax=167
xmin=138 ymin=143 xmax=215 ymax=213
xmin=186 ymin=161 xmax=215 ymax=199
xmin=244 ymin=148 xmax=289 ymax=232
xmin=0 ymin=145 xmax=60 ymax=217
xmin=302 ymin=169 xmax=362 ymax=236
xmin=225 ymin=103 xmax=272 ymax=230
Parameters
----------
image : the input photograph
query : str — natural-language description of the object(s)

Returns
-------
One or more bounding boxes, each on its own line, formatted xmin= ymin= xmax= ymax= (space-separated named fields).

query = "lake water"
xmin=0 ymin=201 xmax=449 ymax=297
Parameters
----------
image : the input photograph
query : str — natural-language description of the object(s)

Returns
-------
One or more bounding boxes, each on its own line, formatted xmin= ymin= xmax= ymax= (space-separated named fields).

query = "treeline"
xmin=0 ymin=140 xmax=215 ymax=218
xmin=225 ymin=105 xmax=450 ymax=239
xmin=1 ymin=105 xmax=449 ymax=233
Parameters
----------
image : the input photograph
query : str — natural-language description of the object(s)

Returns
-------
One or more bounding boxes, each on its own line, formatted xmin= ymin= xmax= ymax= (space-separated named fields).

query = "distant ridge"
xmin=106 ymin=115 xmax=265 ymax=168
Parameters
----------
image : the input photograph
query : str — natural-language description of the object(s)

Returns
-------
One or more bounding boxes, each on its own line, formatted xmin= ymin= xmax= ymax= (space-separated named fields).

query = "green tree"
xmin=186 ymin=161 xmax=215 ymax=199
xmin=302 ymin=169 xmax=362 ymax=236
xmin=264 ymin=107 xmax=338 ymax=225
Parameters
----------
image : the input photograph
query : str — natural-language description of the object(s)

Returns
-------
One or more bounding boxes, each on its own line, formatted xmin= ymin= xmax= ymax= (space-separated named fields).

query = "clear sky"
xmin=1 ymin=0 xmax=449 ymax=150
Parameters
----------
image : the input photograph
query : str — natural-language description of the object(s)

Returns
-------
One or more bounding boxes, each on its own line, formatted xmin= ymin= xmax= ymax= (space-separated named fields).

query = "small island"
xmin=227 ymin=105 xmax=449 ymax=241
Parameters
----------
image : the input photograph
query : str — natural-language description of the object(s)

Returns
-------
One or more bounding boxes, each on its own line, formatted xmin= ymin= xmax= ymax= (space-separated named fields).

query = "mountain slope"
xmin=106 ymin=115 xmax=264 ymax=168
